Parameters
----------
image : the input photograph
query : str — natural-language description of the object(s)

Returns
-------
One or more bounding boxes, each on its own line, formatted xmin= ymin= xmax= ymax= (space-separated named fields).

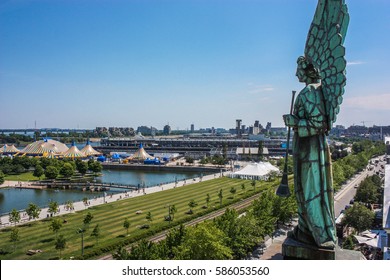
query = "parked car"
xmin=349 ymin=199 xmax=354 ymax=204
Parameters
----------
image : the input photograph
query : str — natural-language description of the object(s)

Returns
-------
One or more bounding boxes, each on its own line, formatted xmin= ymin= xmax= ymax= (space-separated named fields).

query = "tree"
xmin=55 ymin=234 xmax=66 ymax=259
xmin=0 ymin=170 xmax=6 ymax=185
xmin=83 ymin=212 xmax=94 ymax=228
xmin=9 ymin=228 xmax=20 ymax=252
xmin=252 ymin=190 xmax=277 ymax=238
xmin=123 ymin=218 xmax=131 ymax=236
xmin=342 ymin=235 xmax=355 ymax=250
xmin=60 ymin=162 xmax=74 ymax=178
xmin=218 ymin=189 xmax=223 ymax=207
xmin=175 ymin=222 xmax=232 ymax=260
xmin=89 ymin=161 xmax=102 ymax=174
xmin=355 ymin=178 xmax=380 ymax=204
xmin=241 ymin=183 xmax=246 ymax=193
xmin=45 ymin=166 xmax=59 ymax=180
xmin=91 ymin=224 xmax=101 ymax=245
xmin=82 ymin=197 xmax=88 ymax=208
xmin=77 ymin=212 xmax=94 ymax=257
xmin=49 ymin=218 xmax=63 ymax=238
xmin=214 ymin=208 xmax=261 ymax=259
xmin=272 ymin=195 xmax=297 ymax=228
xmin=9 ymin=209 xmax=21 ymax=226
xmin=251 ymin=180 xmax=256 ymax=191
xmin=169 ymin=205 xmax=177 ymax=221
xmin=229 ymin=187 xmax=237 ymax=199
xmin=342 ymin=203 xmax=375 ymax=234
xmin=33 ymin=165 xmax=44 ymax=180
xmin=48 ymin=201 xmax=59 ymax=217
xmin=188 ymin=199 xmax=198 ymax=214
xmin=206 ymin=194 xmax=211 ymax=208
xmin=26 ymin=203 xmax=41 ymax=220
xmin=76 ymin=161 xmax=88 ymax=175
xmin=146 ymin=212 xmax=153 ymax=224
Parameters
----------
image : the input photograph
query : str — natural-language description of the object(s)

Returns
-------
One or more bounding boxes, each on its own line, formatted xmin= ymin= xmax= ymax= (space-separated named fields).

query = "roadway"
xmin=334 ymin=155 xmax=386 ymax=217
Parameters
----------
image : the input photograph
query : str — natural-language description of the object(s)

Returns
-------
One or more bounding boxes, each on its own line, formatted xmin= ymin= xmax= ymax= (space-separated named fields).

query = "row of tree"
xmin=113 ymin=189 xmax=297 ymax=260
xmin=0 ymin=156 xmax=102 ymax=179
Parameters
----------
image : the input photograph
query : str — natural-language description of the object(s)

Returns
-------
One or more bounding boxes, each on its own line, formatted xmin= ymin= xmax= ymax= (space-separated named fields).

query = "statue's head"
xmin=296 ymin=56 xmax=321 ymax=84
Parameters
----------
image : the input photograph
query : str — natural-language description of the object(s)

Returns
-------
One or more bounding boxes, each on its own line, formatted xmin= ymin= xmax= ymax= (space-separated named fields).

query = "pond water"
xmin=0 ymin=169 xmax=210 ymax=214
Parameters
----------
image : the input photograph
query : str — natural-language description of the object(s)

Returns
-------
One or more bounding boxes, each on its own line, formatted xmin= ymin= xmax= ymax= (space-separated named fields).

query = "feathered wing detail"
xmin=304 ymin=0 xmax=349 ymax=131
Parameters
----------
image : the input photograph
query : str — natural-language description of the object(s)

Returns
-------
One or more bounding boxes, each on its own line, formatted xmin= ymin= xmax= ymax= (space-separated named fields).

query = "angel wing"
xmin=304 ymin=0 xmax=349 ymax=131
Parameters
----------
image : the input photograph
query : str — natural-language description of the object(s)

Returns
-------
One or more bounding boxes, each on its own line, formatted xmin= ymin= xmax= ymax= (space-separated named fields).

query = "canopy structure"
xmin=80 ymin=139 xmax=101 ymax=156
xmin=354 ymin=231 xmax=380 ymax=248
xmin=42 ymin=150 xmax=58 ymax=159
xmin=1 ymin=144 xmax=20 ymax=154
xmin=126 ymin=143 xmax=154 ymax=161
xmin=62 ymin=141 xmax=86 ymax=159
xmin=230 ymin=162 xmax=280 ymax=180
xmin=20 ymin=139 xmax=69 ymax=156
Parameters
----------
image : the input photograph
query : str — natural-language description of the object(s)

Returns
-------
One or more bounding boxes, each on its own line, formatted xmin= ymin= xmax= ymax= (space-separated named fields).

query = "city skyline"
xmin=1 ymin=0 xmax=390 ymax=130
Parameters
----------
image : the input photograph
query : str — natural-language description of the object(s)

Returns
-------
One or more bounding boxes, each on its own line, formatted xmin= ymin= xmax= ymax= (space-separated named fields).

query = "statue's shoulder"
xmin=298 ymin=83 xmax=321 ymax=101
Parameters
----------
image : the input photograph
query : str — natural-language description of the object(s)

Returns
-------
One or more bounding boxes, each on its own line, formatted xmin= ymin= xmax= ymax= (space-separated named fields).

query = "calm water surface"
xmin=0 ymin=169 xmax=208 ymax=214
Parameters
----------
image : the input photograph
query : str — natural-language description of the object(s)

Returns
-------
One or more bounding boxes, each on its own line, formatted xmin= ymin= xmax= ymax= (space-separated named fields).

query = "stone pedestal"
xmin=282 ymin=237 xmax=335 ymax=260
xmin=282 ymin=237 xmax=365 ymax=260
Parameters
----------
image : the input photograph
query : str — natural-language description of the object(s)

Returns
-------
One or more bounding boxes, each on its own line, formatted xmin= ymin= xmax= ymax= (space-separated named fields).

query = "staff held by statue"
xmin=276 ymin=90 xmax=296 ymax=197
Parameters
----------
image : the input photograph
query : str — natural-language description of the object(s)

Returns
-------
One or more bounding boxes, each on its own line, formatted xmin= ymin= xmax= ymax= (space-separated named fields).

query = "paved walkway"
xmin=0 ymin=172 xmax=226 ymax=228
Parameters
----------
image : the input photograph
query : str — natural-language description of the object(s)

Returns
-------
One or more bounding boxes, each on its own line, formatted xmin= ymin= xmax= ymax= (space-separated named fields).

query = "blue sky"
xmin=1 ymin=0 xmax=389 ymax=130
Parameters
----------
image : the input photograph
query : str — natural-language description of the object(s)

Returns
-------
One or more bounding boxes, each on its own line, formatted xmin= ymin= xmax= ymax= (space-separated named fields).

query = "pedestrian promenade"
xmin=0 ymin=172 xmax=226 ymax=228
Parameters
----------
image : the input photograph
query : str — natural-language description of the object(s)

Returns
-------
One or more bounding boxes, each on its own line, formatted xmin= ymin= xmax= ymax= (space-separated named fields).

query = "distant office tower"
xmin=236 ymin=119 xmax=242 ymax=136
xmin=254 ymin=120 xmax=260 ymax=128
xmin=266 ymin=122 xmax=271 ymax=131
xmin=191 ymin=124 xmax=195 ymax=133
xmin=163 ymin=124 xmax=171 ymax=135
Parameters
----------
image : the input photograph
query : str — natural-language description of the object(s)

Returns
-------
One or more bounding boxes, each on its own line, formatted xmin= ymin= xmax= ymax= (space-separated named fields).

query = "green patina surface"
xmin=282 ymin=0 xmax=349 ymax=252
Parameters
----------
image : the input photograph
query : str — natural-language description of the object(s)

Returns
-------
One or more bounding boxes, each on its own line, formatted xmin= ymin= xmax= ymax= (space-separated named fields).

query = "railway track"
xmin=98 ymin=192 xmax=261 ymax=260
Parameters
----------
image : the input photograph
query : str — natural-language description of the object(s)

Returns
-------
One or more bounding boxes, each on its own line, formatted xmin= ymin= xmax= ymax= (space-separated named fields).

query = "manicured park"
xmin=0 ymin=177 xmax=273 ymax=260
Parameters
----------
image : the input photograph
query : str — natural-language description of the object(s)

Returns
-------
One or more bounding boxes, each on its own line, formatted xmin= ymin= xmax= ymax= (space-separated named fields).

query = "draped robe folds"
xmin=291 ymin=83 xmax=336 ymax=248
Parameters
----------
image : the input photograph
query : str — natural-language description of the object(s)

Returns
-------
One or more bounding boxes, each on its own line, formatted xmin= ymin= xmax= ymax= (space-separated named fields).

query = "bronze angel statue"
xmin=283 ymin=0 xmax=349 ymax=249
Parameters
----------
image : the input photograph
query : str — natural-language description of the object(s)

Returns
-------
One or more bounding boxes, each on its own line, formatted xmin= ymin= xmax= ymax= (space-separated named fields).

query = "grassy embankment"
xmin=0 ymin=177 xmax=273 ymax=260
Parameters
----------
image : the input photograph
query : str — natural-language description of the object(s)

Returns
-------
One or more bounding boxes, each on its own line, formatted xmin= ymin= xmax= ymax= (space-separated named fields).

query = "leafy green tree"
xmin=342 ymin=203 xmax=375 ymax=234
xmin=165 ymin=224 xmax=187 ymax=259
xmin=214 ymin=209 xmax=261 ymax=259
xmin=55 ymin=234 xmax=66 ymax=259
xmin=342 ymin=235 xmax=355 ymax=250
xmin=146 ymin=212 xmax=153 ymax=224
xmin=251 ymin=180 xmax=256 ymax=191
xmin=174 ymin=222 xmax=232 ymax=260
xmin=76 ymin=161 xmax=88 ymax=175
xmin=89 ymin=161 xmax=102 ymax=174
xmin=206 ymin=194 xmax=211 ymax=208
xmin=0 ymin=170 xmax=6 ymax=185
xmin=188 ymin=199 xmax=198 ymax=214
xmin=218 ymin=189 xmax=223 ymax=207
xmin=91 ymin=224 xmax=101 ymax=245
xmin=49 ymin=218 xmax=63 ymax=238
xmin=26 ymin=203 xmax=41 ymax=220
xmin=60 ymin=162 xmax=74 ymax=178
xmin=48 ymin=201 xmax=59 ymax=217
xmin=169 ymin=204 xmax=177 ymax=221
xmin=10 ymin=228 xmax=20 ymax=252
xmin=83 ymin=212 xmax=94 ymax=228
xmin=33 ymin=165 xmax=44 ymax=180
xmin=355 ymin=179 xmax=379 ymax=204
xmin=252 ymin=190 xmax=277 ymax=238
xmin=123 ymin=218 xmax=131 ymax=236
xmin=272 ymin=195 xmax=297 ymax=228
xmin=241 ymin=183 xmax=246 ymax=193
xmin=9 ymin=209 xmax=21 ymax=226
xmin=45 ymin=166 xmax=59 ymax=180
xmin=114 ymin=240 xmax=159 ymax=260
xmin=229 ymin=187 xmax=237 ymax=199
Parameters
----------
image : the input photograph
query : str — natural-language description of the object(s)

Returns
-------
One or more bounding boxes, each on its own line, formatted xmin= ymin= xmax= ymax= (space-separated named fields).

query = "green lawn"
xmin=0 ymin=177 xmax=274 ymax=260
xmin=4 ymin=172 xmax=39 ymax=182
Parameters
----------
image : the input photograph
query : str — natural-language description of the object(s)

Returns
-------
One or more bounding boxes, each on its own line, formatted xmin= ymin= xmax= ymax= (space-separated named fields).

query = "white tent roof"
xmin=233 ymin=162 xmax=279 ymax=177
